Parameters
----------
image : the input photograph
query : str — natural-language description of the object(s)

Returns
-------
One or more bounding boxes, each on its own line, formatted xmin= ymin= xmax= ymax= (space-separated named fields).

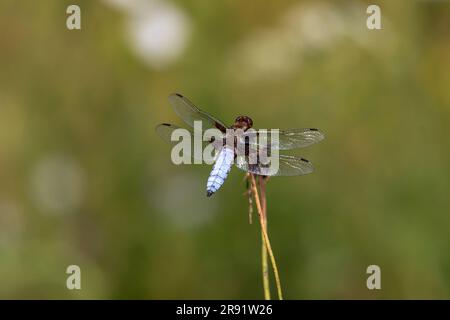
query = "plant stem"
xmin=259 ymin=176 xmax=270 ymax=300
xmin=261 ymin=231 xmax=270 ymax=300
xmin=250 ymin=174 xmax=283 ymax=300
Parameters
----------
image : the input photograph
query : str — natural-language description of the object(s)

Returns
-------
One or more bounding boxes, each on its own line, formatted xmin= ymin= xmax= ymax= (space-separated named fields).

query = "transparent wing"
xmin=168 ymin=93 xmax=228 ymax=132
xmin=156 ymin=123 xmax=187 ymax=144
xmin=235 ymin=154 xmax=314 ymax=176
xmin=240 ymin=128 xmax=324 ymax=150
xmin=155 ymin=123 xmax=223 ymax=163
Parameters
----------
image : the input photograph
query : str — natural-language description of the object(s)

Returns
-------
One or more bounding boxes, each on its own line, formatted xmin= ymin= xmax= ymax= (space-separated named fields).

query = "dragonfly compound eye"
xmin=234 ymin=116 xmax=253 ymax=130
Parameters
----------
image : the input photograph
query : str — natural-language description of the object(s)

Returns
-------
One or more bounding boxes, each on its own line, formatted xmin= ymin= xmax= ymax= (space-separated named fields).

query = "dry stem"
xmin=249 ymin=174 xmax=283 ymax=300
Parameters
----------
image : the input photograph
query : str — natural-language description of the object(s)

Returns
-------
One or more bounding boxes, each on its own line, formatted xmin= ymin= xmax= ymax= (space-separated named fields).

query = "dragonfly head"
xmin=233 ymin=116 xmax=253 ymax=131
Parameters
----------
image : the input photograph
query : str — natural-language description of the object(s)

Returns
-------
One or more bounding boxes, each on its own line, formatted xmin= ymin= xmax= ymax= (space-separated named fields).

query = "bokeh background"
xmin=0 ymin=0 xmax=449 ymax=299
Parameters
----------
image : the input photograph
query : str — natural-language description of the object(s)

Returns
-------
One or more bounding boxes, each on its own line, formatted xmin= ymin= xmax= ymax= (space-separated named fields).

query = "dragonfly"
xmin=156 ymin=93 xmax=324 ymax=197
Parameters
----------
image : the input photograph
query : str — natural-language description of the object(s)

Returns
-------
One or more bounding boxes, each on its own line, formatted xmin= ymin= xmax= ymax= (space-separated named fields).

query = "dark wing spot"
xmin=174 ymin=93 xmax=183 ymax=98
xmin=309 ymin=128 xmax=319 ymax=131
xmin=161 ymin=123 xmax=171 ymax=126
xmin=301 ymin=158 xmax=310 ymax=162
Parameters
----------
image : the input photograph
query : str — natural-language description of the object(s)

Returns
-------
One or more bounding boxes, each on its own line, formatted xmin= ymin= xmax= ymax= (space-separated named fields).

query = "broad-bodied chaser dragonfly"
xmin=156 ymin=93 xmax=324 ymax=197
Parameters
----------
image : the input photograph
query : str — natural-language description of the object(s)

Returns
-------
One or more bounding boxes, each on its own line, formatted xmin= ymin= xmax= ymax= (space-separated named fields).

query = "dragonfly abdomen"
xmin=206 ymin=147 xmax=234 ymax=197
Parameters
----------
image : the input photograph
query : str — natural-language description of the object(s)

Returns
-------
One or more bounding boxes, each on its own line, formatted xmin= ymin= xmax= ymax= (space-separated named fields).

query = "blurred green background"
xmin=0 ymin=0 xmax=449 ymax=299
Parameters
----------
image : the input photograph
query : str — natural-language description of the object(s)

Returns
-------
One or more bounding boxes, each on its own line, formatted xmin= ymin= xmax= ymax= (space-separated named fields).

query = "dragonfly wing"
xmin=155 ymin=123 xmax=185 ymax=144
xmin=155 ymin=123 xmax=221 ymax=162
xmin=235 ymin=154 xmax=314 ymax=176
xmin=168 ymin=93 xmax=228 ymax=132
xmin=240 ymin=128 xmax=324 ymax=150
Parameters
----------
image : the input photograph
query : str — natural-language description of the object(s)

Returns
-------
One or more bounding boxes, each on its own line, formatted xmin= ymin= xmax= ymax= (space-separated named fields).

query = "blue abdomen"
xmin=206 ymin=147 xmax=234 ymax=197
